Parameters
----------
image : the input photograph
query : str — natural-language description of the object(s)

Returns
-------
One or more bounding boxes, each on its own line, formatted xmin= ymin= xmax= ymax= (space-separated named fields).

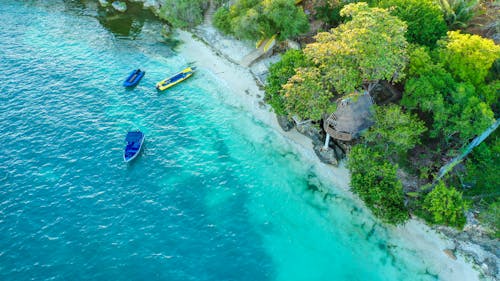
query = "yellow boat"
xmin=156 ymin=67 xmax=195 ymax=91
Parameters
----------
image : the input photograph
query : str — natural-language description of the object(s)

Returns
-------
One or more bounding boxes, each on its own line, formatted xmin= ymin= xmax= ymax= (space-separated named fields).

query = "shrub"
xmin=379 ymin=0 xmax=447 ymax=47
xmin=423 ymin=181 xmax=468 ymax=228
xmin=265 ymin=49 xmax=309 ymax=115
xmin=159 ymin=0 xmax=206 ymax=28
xmin=213 ymin=7 xmax=232 ymax=34
xmin=348 ymin=145 xmax=409 ymax=224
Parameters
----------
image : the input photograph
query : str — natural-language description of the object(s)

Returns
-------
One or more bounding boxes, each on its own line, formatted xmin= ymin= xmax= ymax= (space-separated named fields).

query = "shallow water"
xmin=1 ymin=1 xmax=445 ymax=280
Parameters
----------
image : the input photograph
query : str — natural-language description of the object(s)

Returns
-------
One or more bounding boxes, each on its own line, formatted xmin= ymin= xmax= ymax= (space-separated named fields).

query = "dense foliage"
xmin=158 ymin=0 xmax=206 ymax=28
xmin=438 ymin=31 xmax=500 ymax=86
xmin=279 ymin=3 xmax=409 ymax=121
xmin=265 ymin=50 xmax=309 ymax=115
xmin=422 ymin=181 xmax=468 ymax=228
xmin=402 ymin=46 xmax=495 ymax=142
xmin=348 ymin=145 xmax=409 ymax=224
xmin=303 ymin=2 xmax=408 ymax=94
xmin=464 ymin=131 xmax=500 ymax=198
xmin=282 ymin=67 xmax=337 ymax=120
xmin=363 ymin=105 xmax=427 ymax=157
xmin=213 ymin=0 xmax=309 ymax=41
xmin=378 ymin=0 xmax=447 ymax=47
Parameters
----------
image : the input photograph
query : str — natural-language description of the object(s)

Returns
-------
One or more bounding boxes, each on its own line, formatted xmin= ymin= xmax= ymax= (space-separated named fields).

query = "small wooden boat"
xmin=156 ymin=67 xmax=195 ymax=91
xmin=123 ymin=69 xmax=145 ymax=87
xmin=123 ymin=131 xmax=145 ymax=162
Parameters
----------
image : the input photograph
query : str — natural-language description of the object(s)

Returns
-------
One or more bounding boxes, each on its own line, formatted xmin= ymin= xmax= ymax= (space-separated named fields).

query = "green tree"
xmin=438 ymin=31 xmax=500 ymax=86
xmin=213 ymin=7 xmax=232 ymax=34
xmin=304 ymin=2 xmax=408 ymax=94
xmin=348 ymin=145 xmax=409 ymax=224
xmin=423 ymin=181 xmax=469 ymax=228
xmin=262 ymin=0 xmax=309 ymax=41
xmin=402 ymin=46 xmax=495 ymax=141
xmin=464 ymin=131 xmax=500 ymax=198
xmin=282 ymin=67 xmax=337 ymax=120
xmin=363 ymin=105 xmax=427 ymax=156
xmin=159 ymin=0 xmax=206 ymax=28
xmin=378 ymin=0 xmax=447 ymax=47
xmin=213 ymin=0 xmax=309 ymax=41
xmin=265 ymin=50 xmax=309 ymax=115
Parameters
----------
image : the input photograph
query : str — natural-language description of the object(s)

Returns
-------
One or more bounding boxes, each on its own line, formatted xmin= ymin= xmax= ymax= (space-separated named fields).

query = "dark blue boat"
xmin=123 ymin=69 xmax=145 ymax=87
xmin=123 ymin=131 xmax=145 ymax=162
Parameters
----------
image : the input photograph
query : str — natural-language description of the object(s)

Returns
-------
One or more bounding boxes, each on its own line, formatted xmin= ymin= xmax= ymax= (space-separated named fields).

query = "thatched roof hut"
xmin=324 ymin=93 xmax=374 ymax=141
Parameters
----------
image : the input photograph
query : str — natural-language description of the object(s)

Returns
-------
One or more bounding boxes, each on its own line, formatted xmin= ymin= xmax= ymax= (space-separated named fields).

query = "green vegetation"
xmin=437 ymin=0 xmax=483 ymax=29
xmin=402 ymin=44 xmax=496 ymax=142
xmin=422 ymin=181 xmax=469 ymax=228
xmin=438 ymin=31 xmax=500 ymax=86
xmin=278 ymin=3 xmax=408 ymax=121
xmin=363 ymin=105 xmax=427 ymax=157
xmin=265 ymin=50 xmax=309 ymax=115
xmin=348 ymin=145 xmax=409 ymax=224
xmin=303 ymin=2 xmax=408 ymax=95
xmin=478 ymin=200 xmax=499 ymax=238
xmin=213 ymin=0 xmax=309 ymax=41
xmin=158 ymin=0 xmax=206 ymax=28
xmin=378 ymin=0 xmax=447 ymax=47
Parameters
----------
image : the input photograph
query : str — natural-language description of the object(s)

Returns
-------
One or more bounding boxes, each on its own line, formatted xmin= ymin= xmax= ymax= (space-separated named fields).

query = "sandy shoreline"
xmin=173 ymin=28 xmax=482 ymax=281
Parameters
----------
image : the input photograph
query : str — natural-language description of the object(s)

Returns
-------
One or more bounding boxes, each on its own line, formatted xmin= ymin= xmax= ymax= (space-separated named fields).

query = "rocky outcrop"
xmin=276 ymin=115 xmax=294 ymax=132
xmin=295 ymin=120 xmax=323 ymax=146
xmin=313 ymin=145 xmax=338 ymax=166
xmin=435 ymin=215 xmax=499 ymax=280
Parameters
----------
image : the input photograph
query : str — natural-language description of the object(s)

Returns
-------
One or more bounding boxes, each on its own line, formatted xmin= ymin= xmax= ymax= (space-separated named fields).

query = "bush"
xmin=422 ymin=181 xmax=468 ymax=229
xmin=348 ymin=145 xmax=409 ymax=224
xmin=379 ymin=0 xmax=447 ymax=47
xmin=363 ymin=105 xmax=427 ymax=157
xmin=213 ymin=7 xmax=232 ymax=34
xmin=464 ymin=130 xmax=500 ymax=199
xmin=159 ymin=0 xmax=206 ymax=28
xmin=212 ymin=0 xmax=309 ymax=41
xmin=265 ymin=50 xmax=308 ymax=115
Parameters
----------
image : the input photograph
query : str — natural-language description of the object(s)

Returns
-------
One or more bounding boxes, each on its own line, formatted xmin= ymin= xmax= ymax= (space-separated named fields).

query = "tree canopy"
xmin=363 ymin=105 xmax=427 ymax=156
xmin=378 ymin=0 xmax=447 ymax=47
xmin=402 ymin=46 xmax=495 ymax=142
xmin=159 ymin=0 xmax=206 ymax=28
xmin=265 ymin=50 xmax=309 ymax=116
xmin=213 ymin=0 xmax=309 ymax=41
xmin=303 ymin=2 xmax=408 ymax=94
xmin=423 ymin=181 xmax=468 ymax=228
xmin=348 ymin=145 xmax=409 ymax=224
xmin=438 ymin=31 xmax=500 ymax=86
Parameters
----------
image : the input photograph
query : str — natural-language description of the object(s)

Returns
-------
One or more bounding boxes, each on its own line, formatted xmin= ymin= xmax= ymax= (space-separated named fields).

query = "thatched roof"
xmin=324 ymin=93 xmax=374 ymax=141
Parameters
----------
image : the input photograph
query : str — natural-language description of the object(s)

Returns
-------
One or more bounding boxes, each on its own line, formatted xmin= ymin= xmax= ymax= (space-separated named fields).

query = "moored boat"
xmin=123 ymin=131 xmax=145 ymax=162
xmin=123 ymin=69 xmax=145 ymax=87
xmin=156 ymin=67 xmax=195 ymax=91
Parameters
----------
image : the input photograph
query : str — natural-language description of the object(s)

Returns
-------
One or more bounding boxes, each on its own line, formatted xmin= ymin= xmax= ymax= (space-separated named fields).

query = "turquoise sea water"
xmin=0 ymin=1 xmax=451 ymax=280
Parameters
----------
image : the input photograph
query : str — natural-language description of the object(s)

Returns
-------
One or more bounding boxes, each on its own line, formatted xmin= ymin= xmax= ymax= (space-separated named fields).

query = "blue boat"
xmin=123 ymin=69 xmax=145 ymax=87
xmin=123 ymin=131 xmax=145 ymax=162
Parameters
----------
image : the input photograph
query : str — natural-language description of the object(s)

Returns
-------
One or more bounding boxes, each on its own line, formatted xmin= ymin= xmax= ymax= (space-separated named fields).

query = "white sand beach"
xmin=173 ymin=27 xmax=483 ymax=281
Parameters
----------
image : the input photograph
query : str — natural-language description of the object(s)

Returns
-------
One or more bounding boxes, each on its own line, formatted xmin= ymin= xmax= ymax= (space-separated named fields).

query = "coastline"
xmin=172 ymin=27 xmax=484 ymax=281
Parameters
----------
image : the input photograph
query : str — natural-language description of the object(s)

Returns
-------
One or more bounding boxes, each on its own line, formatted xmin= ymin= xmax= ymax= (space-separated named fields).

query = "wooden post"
xmin=324 ymin=133 xmax=331 ymax=149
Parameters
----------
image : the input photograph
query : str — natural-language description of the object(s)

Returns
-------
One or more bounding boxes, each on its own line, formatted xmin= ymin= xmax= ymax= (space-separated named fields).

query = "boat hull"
xmin=123 ymin=132 xmax=145 ymax=162
xmin=156 ymin=67 xmax=194 ymax=91
xmin=123 ymin=69 xmax=145 ymax=87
